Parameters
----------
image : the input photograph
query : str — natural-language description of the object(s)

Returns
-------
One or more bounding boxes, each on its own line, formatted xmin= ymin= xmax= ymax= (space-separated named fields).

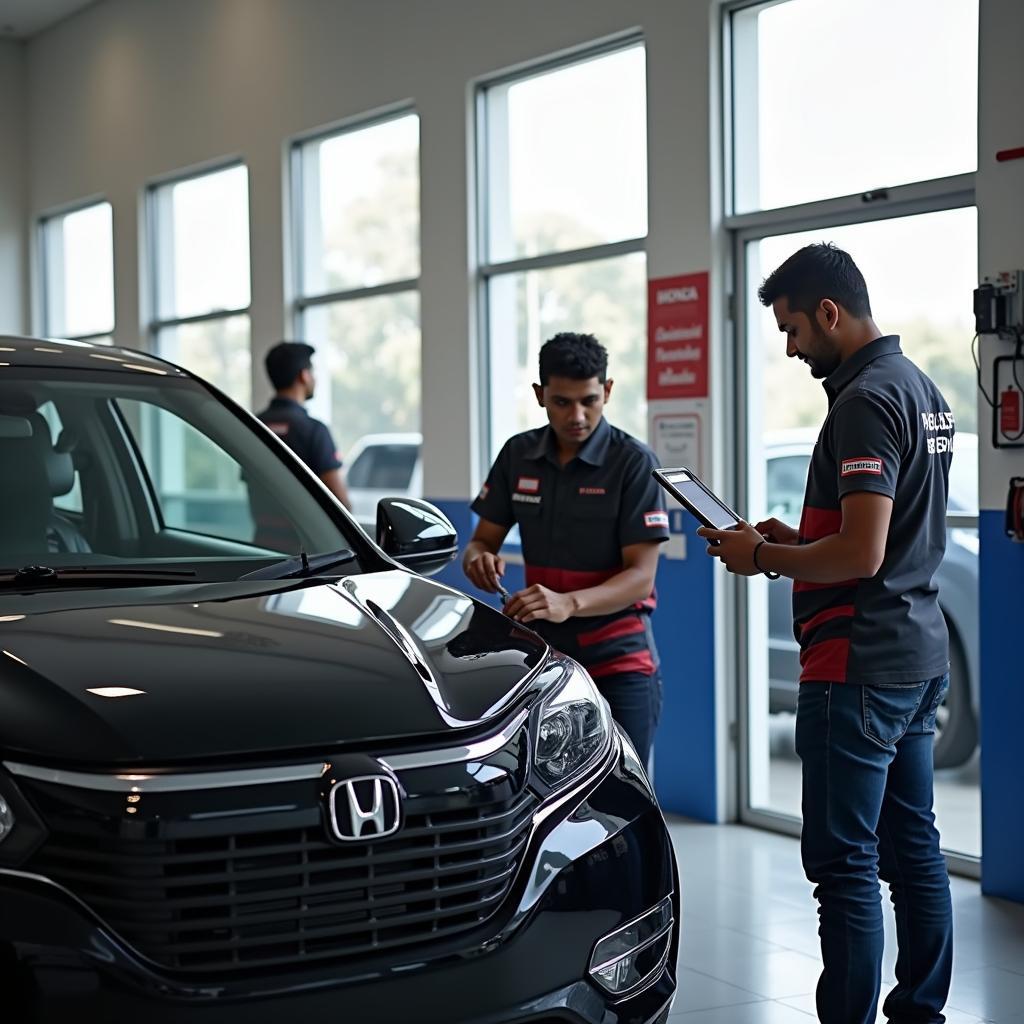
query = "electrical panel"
xmin=974 ymin=270 xmax=1024 ymax=338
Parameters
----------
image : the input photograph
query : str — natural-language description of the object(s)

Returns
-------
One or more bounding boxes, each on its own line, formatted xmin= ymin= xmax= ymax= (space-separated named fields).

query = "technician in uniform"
xmin=699 ymin=244 xmax=953 ymax=1024
xmin=463 ymin=332 xmax=670 ymax=766
xmin=256 ymin=341 xmax=351 ymax=510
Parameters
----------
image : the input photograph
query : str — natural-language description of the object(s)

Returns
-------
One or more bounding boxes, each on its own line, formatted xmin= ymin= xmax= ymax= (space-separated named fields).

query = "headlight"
xmin=533 ymin=658 xmax=612 ymax=789
xmin=0 ymin=793 xmax=13 ymax=844
xmin=0 ymin=772 xmax=47 ymax=865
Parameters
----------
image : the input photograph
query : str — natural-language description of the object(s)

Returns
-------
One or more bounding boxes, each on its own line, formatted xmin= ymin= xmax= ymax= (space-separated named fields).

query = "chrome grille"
xmin=27 ymin=788 xmax=537 ymax=972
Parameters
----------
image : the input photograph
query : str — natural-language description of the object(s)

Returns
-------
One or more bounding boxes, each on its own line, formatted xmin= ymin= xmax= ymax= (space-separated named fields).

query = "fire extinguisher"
xmin=1007 ymin=477 xmax=1024 ymax=542
xmin=1000 ymin=384 xmax=1023 ymax=438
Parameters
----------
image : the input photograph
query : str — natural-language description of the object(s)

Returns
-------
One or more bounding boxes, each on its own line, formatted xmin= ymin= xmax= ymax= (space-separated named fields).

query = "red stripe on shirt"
xmin=525 ymin=564 xmax=657 ymax=612
xmin=793 ymin=578 xmax=860 ymax=593
xmin=589 ymin=649 xmax=657 ymax=679
xmin=799 ymin=506 xmax=842 ymax=541
xmin=799 ymin=604 xmax=855 ymax=638
xmin=524 ymin=564 xmax=619 ymax=591
xmin=577 ymin=615 xmax=646 ymax=648
xmin=799 ymin=637 xmax=851 ymax=683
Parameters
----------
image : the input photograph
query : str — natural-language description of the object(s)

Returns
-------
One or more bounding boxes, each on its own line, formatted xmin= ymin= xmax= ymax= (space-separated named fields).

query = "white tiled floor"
xmin=665 ymin=819 xmax=1024 ymax=1022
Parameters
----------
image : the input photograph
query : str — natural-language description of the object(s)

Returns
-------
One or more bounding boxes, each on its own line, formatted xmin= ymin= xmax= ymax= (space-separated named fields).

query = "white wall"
xmin=22 ymin=0 xmax=717 ymax=504
xmin=0 ymin=39 xmax=28 ymax=335
xmin=977 ymin=0 xmax=1024 ymax=511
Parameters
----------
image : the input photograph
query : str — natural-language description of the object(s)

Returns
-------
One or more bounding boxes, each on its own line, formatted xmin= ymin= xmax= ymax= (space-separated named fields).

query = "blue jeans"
xmin=596 ymin=670 xmax=663 ymax=767
xmin=796 ymin=675 xmax=953 ymax=1024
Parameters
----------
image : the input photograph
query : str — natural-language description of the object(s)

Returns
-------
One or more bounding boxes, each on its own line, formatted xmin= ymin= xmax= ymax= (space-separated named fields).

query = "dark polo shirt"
xmin=255 ymin=398 xmax=342 ymax=476
xmin=472 ymin=417 xmax=669 ymax=678
xmin=796 ymin=335 xmax=954 ymax=685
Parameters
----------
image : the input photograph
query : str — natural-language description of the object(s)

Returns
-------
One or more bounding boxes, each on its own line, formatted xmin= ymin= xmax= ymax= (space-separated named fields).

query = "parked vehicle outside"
xmin=345 ymin=431 xmax=422 ymax=536
xmin=764 ymin=429 xmax=980 ymax=769
xmin=0 ymin=337 xmax=679 ymax=1024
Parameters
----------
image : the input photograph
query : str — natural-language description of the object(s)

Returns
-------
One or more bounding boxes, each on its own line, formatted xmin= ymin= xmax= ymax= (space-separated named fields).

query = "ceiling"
xmin=0 ymin=0 xmax=96 ymax=39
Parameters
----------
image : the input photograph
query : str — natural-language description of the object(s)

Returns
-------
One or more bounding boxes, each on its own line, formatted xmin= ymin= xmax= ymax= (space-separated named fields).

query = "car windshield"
xmin=0 ymin=365 xmax=368 ymax=583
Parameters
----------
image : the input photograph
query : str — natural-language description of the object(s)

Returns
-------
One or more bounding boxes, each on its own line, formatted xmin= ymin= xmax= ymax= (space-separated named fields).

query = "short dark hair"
xmin=265 ymin=341 xmax=315 ymax=390
xmin=538 ymin=332 xmax=608 ymax=386
xmin=757 ymin=242 xmax=872 ymax=319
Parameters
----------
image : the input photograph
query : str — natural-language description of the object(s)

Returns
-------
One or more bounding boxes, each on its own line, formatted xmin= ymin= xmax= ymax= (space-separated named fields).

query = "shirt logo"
xmin=512 ymin=493 xmax=542 ymax=504
xmin=841 ymin=457 xmax=883 ymax=476
xmin=579 ymin=486 xmax=606 ymax=496
xmin=516 ymin=476 xmax=540 ymax=493
xmin=267 ymin=422 xmax=290 ymax=436
xmin=644 ymin=510 xmax=669 ymax=528
xmin=478 ymin=483 xmax=490 ymax=501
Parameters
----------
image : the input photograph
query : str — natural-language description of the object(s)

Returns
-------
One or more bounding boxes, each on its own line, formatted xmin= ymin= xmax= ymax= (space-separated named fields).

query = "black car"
xmin=0 ymin=337 xmax=679 ymax=1024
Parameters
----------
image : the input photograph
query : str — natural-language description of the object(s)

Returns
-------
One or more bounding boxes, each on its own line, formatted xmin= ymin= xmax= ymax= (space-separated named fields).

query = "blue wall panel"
xmin=980 ymin=510 xmax=1024 ymax=902
xmin=428 ymin=499 xmax=719 ymax=823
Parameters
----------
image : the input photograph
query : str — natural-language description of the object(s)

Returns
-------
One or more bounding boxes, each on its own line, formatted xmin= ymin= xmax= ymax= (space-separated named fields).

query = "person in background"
xmin=256 ymin=341 xmax=351 ymax=510
xmin=699 ymin=243 xmax=953 ymax=1024
xmin=463 ymin=332 xmax=669 ymax=766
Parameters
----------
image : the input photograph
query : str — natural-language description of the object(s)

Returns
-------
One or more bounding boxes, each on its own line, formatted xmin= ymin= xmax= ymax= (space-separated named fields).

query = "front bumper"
xmin=0 ymin=734 xmax=679 ymax=1024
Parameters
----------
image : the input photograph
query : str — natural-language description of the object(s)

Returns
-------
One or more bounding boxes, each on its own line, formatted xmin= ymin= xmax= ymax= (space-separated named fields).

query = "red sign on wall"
xmin=647 ymin=272 xmax=709 ymax=400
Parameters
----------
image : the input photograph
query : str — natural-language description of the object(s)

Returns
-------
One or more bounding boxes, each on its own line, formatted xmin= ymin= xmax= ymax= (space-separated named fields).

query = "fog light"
xmin=589 ymin=896 xmax=673 ymax=996
xmin=0 ymin=795 xmax=14 ymax=844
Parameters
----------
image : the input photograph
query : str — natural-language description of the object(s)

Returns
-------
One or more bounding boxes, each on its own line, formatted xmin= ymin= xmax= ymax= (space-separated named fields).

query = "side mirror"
xmin=376 ymin=497 xmax=458 ymax=576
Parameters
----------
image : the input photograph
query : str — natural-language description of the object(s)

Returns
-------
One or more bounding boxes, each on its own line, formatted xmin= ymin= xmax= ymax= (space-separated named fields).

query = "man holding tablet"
xmin=698 ymin=244 xmax=954 ymax=1024
xmin=462 ymin=332 xmax=669 ymax=766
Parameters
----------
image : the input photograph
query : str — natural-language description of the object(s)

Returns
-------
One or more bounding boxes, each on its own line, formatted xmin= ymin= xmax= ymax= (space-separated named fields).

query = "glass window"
xmin=731 ymin=0 xmax=979 ymax=212
xmin=293 ymin=113 xmax=421 ymax=463
xmin=487 ymin=252 xmax=647 ymax=451
xmin=149 ymin=165 xmax=252 ymax=406
xmin=301 ymin=292 xmax=420 ymax=459
xmin=40 ymin=201 xmax=115 ymax=340
xmin=297 ymin=114 xmax=419 ymax=294
xmin=479 ymin=44 xmax=648 ymax=465
xmin=729 ymin=1 xmax=981 ymax=862
xmin=483 ymin=46 xmax=647 ymax=262
xmin=748 ymin=207 xmax=979 ymax=434
xmin=36 ymin=400 xmax=83 ymax=514
xmin=0 ymin=367 xmax=364 ymax=573
xmin=119 ymin=400 xmax=254 ymax=544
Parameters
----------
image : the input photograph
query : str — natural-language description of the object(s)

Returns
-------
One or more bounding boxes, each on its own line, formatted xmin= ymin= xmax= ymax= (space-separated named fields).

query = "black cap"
xmin=265 ymin=341 xmax=315 ymax=390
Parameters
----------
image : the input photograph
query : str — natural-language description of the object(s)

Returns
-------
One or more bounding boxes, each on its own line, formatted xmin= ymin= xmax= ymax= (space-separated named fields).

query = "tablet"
xmin=651 ymin=466 xmax=743 ymax=532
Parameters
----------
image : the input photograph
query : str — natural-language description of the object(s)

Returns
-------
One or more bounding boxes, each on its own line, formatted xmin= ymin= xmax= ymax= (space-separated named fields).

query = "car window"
xmin=37 ymin=400 xmax=84 ymax=515
xmin=0 ymin=368 xmax=364 ymax=577
xmin=117 ymin=400 xmax=257 ymax=545
xmin=348 ymin=444 xmax=418 ymax=490
xmin=766 ymin=454 xmax=809 ymax=525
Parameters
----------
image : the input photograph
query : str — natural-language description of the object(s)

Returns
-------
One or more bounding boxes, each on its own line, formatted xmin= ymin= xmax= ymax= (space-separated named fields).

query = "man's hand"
xmin=504 ymin=584 xmax=577 ymax=624
xmin=697 ymin=521 xmax=765 ymax=576
xmin=752 ymin=517 xmax=799 ymax=546
xmin=463 ymin=549 xmax=507 ymax=593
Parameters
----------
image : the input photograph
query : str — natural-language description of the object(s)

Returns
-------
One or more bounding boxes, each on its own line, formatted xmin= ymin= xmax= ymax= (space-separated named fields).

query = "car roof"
xmin=346 ymin=432 xmax=423 ymax=460
xmin=0 ymin=335 xmax=189 ymax=379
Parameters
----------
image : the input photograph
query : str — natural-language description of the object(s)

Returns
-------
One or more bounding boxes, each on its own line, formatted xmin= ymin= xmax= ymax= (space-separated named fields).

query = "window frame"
xmin=721 ymin=0 xmax=980 ymax=876
xmin=145 ymin=159 xmax=253 ymax=385
xmin=38 ymin=197 xmax=116 ymax=343
xmin=474 ymin=35 xmax=649 ymax=477
xmin=288 ymin=106 xmax=421 ymax=334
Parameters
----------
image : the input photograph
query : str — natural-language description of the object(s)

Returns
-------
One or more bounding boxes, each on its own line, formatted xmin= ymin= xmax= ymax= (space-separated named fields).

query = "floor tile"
xmin=946 ymin=965 xmax=1024 ymax=1019
xmin=671 ymin=966 xmax=766 ymax=1014
xmin=664 ymin=820 xmax=1024 ymax=1024
xmin=670 ymin=999 xmax=816 ymax=1021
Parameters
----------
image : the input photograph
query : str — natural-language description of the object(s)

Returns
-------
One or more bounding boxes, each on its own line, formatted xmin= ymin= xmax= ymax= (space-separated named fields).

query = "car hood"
xmin=0 ymin=571 xmax=550 ymax=766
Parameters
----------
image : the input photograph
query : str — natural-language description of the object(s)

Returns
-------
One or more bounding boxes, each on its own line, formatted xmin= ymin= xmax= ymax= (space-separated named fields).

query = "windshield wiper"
xmin=239 ymin=548 xmax=357 ymax=581
xmin=0 ymin=565 xmax=199 ymax=587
